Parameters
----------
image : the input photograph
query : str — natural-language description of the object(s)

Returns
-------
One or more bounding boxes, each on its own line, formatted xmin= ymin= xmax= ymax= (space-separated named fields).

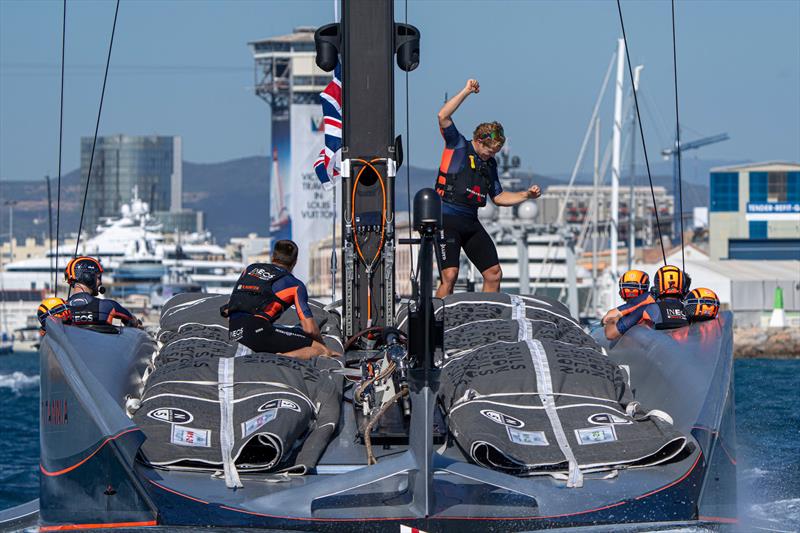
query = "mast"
xmin=610 ymin=38 xmax=625 ymax=304
xmin=591 ymin=117 xmax=600 ymax=316
xmin=627 ymin=65 xmax=643 ymax=271
xmin=315 ymin=0 xmax=420 ymax=337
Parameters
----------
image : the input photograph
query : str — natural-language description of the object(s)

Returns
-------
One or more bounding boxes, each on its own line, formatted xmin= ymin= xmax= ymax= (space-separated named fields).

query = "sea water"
xmin=1 ymin=352 xmax=797 ymax=530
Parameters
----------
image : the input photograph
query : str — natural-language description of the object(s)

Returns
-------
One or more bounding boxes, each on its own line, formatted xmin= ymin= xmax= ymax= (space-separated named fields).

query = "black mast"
xmin=315 ymin=0 xmax=419 ymax=338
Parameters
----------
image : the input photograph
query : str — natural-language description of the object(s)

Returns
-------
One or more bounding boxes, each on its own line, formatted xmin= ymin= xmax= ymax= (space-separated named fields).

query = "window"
xmin=710 ymin=172 xmax=739 ymax=211
xmin=786 ymin=171 xmax=799 ymax=203
xmin=749 ymin=172 xmax=768 ymax=202
xmin=749 ymin=221 xmax=767 ymax=239
xmin=768 ymin=171 xmax=788 ymax=202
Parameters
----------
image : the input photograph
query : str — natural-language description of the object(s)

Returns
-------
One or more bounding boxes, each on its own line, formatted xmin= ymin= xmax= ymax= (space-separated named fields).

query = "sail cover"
xmin=133 ymin=293 xmax=343 ymax=476
xmin=432 ymin=293 xmax=689 ymax=485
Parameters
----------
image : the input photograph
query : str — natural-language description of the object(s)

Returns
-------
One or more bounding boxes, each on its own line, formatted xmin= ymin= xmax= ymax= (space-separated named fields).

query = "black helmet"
xmin=65 ymin=256 xmax=104 ymax=293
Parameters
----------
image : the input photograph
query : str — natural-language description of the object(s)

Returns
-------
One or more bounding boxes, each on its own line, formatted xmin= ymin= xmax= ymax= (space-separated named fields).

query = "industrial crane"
xmin=662 ymin=132 xmax=730 ymax=243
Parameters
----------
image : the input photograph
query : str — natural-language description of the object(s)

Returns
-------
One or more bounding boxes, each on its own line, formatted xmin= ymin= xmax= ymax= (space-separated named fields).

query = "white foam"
xmin=0 ymin=372 xmax=40 ymax=393
xmin=744 ymin=466 xmax=771 ymax=478
xmin=749 ymin=498 xmax=800 ymax=530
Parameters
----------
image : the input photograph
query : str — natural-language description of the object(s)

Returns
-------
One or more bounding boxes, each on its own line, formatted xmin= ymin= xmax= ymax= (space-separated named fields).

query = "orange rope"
xmin=350 ymin=158 xmax=387 ymax=323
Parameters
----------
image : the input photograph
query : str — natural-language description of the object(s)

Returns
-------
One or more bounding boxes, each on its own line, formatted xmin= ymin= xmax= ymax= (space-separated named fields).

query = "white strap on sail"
xmin=234 ymin=343 xmax=253 ymax=357
xmin=526 ymin=338 xmax=584 ymax=488
xmin=218 ymin=357 xmax=243 ymax=488
xmin=625 ymin=402 xmax=675 ymax=426
xmin=509 ymin=296 xmax=583 ymax=487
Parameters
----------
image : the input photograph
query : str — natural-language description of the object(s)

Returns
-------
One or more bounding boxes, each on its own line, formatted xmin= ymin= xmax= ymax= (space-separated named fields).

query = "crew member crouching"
xmin=64 ymin=256 xmax=142 ymax=328
xmin=604 ymin=265 xmax=690 ymax=341
xmin=37 ymin=297 xmax=72 ymax=335
xmin=601 ymin=269 xmax=651 ymax=326
xmin=684 ymin=287 xmax=720 ymax=322
xmin=221 ymin=240 xmax=339 ymax=359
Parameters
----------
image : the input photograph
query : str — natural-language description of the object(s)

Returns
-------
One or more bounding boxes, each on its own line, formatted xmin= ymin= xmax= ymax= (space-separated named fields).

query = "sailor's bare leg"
xmin=481 ymin=264 xmax=502 ymax=292
xmin=436 ymin=267 xmax=459 ymax=298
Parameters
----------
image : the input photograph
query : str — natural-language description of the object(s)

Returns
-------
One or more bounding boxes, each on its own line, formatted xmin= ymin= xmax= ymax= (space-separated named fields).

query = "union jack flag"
xmin=313 ymin=62 xmax=342 ymax=190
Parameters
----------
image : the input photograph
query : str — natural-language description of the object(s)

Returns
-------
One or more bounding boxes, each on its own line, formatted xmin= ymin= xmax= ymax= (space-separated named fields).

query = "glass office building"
xmin=80 ymin=135 xmax=181 ymax=233
xmin=708 ymin=162 xmax=800 ymax=260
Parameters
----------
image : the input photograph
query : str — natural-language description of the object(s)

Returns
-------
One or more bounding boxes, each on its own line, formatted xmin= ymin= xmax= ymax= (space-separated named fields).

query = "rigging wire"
xmin=74 ymin=0 xmax=120 ymax=260
xmin=671 ymin=0 xmax=686 ymax=272
xmin=615 ymin=0 xmax=667 ymax=266
xmin=54 ymin=0 xmax=66 ymax=297
xmin=404 ymin=0 xmax=416 ymax=282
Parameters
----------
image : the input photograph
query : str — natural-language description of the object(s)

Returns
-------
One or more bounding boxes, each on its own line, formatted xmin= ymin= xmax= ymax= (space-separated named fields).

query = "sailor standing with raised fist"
xmin=434 ymin=79 xmax=541 ymax=297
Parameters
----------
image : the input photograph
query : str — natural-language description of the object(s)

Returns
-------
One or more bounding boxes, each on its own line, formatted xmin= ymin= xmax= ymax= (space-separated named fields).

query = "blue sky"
xmin=1 ymin=0 xmax=798 ymax=181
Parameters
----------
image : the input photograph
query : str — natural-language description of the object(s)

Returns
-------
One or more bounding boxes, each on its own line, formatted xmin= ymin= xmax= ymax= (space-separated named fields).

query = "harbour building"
xmin=708 ymin=162 xmax=800 ymax=260
xmin=249 ymin=27 xmax=335 ymax=280
xmin=80 ymin=135 xmax=201 ymax=235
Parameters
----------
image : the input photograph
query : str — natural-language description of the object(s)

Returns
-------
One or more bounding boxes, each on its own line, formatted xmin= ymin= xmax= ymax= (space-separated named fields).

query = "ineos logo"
xmin=588 ymin=413 xmax=632 ymax=426
xmin=480 ymin=409 xmax=524 ymax=428
xmin=148 ymin=408 xmax=193 ymax=424
xmin=259 ymin=399 xmax=301 ymax=412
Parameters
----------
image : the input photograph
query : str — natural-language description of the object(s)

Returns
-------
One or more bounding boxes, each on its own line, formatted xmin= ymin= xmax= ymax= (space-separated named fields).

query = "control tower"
xmin=249 ymin=27 xmax=333 ymax=279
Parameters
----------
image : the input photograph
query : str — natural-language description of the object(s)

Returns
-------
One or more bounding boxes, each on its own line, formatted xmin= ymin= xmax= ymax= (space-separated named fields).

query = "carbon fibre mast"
xmin=315 ymin=0 xmax=420 ymax=338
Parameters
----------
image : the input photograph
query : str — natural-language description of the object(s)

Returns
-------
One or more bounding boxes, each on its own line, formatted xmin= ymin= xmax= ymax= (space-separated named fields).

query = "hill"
xmin=1 ymin=155 xmax=713 ymax=245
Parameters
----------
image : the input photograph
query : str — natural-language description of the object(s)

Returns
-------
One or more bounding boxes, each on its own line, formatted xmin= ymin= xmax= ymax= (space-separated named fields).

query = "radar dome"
xmin=478 ymin=202 xmax=497 ymax=222
xmin=518 ymin=200 xmax=538 ymax=221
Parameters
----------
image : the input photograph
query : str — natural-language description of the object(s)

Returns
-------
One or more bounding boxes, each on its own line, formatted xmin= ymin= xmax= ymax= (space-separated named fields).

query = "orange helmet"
xmin=653 ymin=265 xmax=691 ymax=298
xmin=619 ymin=270 xmax=650 ymax=301
xmin=684 ymin=288 xmax=720 ymax=320
xmin=65 ymin=256 xmax=103 ymax=292
xmin=37 ymin=297 xmax=71 ymax=330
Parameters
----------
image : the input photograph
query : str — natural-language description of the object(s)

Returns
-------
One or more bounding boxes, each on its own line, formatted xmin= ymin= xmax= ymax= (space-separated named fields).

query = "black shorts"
xmin=229 ymin=314 xmax=314 ymax=354
xmin=436 ymin=214 xmax=499 ymax=273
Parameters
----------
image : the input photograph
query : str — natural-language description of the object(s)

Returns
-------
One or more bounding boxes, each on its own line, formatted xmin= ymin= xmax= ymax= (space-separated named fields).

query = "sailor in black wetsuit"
xmin=435 ymin=79 xmax=542 ymax=297
xmin=604 ymin=265 xmax=690 ymax=341
xmin=221 ymin=240 xmax=339 ymax=359
xmin=64 ymin=256 xmax=142 ymax=329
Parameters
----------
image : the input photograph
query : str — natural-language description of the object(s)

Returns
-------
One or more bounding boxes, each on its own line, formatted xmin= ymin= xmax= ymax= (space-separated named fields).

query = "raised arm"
xmin=438 ymin=79 xmax=480 ymax=129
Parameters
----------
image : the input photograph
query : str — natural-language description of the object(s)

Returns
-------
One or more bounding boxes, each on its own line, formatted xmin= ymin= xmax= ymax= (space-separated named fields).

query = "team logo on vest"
xmin=465 ymin=186 xmax=486 ymax=202
xmin=480 ymin=409 xmax=524 ymax=428
xmin=588 ymin=412 xmax=632 ymax=426
xmin=258 ymin=399 xmax=301 ymax=413
xmin=148 ymin=408 xmax=193 ymax=424
xmin=73 ymin=311 xmax=94 ymax=322
xmin=248 ymin=268 xmax=277 ymax=281
xmin=666 ymin=307 xmax=687 ymax=320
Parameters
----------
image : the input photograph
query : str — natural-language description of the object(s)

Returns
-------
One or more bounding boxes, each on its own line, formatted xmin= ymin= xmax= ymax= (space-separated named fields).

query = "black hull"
xmin=22 ymin=309 xmax=737 ymax=531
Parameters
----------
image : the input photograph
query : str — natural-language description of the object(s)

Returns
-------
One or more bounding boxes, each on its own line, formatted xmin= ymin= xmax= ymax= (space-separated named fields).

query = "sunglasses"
xmin=478 ymin=128 xmax=505 ymax=142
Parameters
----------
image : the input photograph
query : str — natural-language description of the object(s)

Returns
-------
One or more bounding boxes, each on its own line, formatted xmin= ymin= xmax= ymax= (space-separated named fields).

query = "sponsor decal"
xmin=73 ymin=311 xmax=95 ymax=323
xmin=480 ymin=409 xmax=524 ymax=428
xmin=259 ymin=399 xmax=301 ymax=413
xmin=667 ymin=308 xmax=687 ymax=320
xmin=148 ymin=408 xmax=193 ymax=425
xmin=42 ymin=399 xmax=68 ymax=425
xmin=242 ymin=409 xmax=277 ymax=438
xmin=237 ymin=284 xmax=261 ymax=291
xmin=507 ymin=427 xmax=548 ymax=446
xmin=588 ymin=413 xmax=632 ymax=426
xmin=230 ymin=328 xmax=244 ymax=341
xmin=171 ymin=425 xmax=211 ymax=447
xmin=575 ymin=425 xmax=617 ymax=445
xmin=465 ymin=186 xmax=486 ymax=201
xmin=247 ymin=268 xmax=276 ymax=281
xmin=310 ymin=116 xmax=324 ymax=133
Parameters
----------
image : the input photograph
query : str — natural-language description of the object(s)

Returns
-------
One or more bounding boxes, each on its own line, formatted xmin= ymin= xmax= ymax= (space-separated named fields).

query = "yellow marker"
xmin=469 ymin=155 xmax=476 ymax=169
